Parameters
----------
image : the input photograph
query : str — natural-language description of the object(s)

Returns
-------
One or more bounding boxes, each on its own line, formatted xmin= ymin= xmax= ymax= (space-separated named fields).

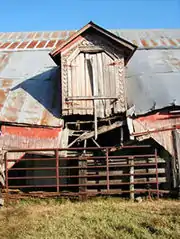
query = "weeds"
xmin=0 ymin=199 xmax=180 ymax=239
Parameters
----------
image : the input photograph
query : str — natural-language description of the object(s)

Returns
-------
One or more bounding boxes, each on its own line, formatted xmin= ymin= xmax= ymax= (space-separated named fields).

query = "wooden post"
xmin=129 ymin=157 xmax=134 ymax=200
xmin=172 ymin=130 xmax=180 ymax=199
xmin=5 ymin=152 xmax=9 ymax=203
xmin=79 ymin=140 xmax=87 ymax=200
xmin=55 ymin=150 xmax=59 ymax=193
xmin=155 ymin=149 xmax=159 ymax=199
xmin=106 ymin=149 xmax=110 ymax=192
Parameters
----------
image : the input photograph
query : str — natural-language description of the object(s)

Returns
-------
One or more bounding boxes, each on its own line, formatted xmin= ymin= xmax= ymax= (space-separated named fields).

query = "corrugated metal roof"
xmin=126 ymin=49 xmax=180 ymax=115
xmin=0 ymin=29 xmax=179 ymax=51
xmin=0 ymin=28 xmax=180 ymax=125
xmin=0 ymin=50 xmax=63 ymax=126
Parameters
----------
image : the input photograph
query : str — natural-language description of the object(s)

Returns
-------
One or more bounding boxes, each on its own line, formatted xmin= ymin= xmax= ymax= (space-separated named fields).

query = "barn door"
xmin=67 ymin=51 xmax=119 ymax=117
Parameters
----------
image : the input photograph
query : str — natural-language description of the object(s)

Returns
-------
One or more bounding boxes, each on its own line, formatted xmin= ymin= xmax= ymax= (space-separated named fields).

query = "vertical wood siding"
xmin=62 ymin=43 xmax=125 ymax=117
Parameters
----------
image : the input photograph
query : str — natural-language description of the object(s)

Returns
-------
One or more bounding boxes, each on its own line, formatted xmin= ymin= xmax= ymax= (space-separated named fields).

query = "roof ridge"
xmin=0 ymin=28 xmax=180 ymax=35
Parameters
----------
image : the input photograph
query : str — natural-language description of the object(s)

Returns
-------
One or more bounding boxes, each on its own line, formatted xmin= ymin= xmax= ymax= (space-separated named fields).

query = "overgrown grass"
xmin=0 ymin=198 xmax=180 ymax=239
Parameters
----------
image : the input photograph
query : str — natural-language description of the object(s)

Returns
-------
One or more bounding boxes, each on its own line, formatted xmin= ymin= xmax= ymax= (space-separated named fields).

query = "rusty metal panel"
xmin=0 ymin=50 xmax=63 ymax=126
xmin=112 ymin=29 xmax=180 ymax=49
xmin=0 ymin=29 xmax=179 ymax=51
xmin=132 ymin=113 xmax=180 ymax=156
xmin=0 ymin=28 xmax=179 ymax=124
xmin=0 ymin=125 xmax=66 ymax=169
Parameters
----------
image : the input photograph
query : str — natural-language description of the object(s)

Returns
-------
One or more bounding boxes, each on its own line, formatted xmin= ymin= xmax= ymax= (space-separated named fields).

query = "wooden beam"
xmin=79 ymin=121 xmax=124 ymax=141
xmin=91 ymin=138 xmax=101 ymax=148
xmin=67 ymin=132 xmax=88 ymax=148
xmin=66 ymin=96 xmax=118 ymax=101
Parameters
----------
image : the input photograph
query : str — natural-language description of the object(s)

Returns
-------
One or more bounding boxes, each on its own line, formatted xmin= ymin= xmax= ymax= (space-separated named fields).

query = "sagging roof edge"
xmin=127 ymin=105 xmax=180 ymax=119
xmin=49 ymin=21 xmax=137 ymax=65
xmin=0 ymin=121 xmax=64 ymax=129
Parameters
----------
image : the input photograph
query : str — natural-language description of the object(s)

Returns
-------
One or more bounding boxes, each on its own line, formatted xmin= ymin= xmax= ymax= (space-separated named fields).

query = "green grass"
xmin=0 ymin=198 xmax=180 ymax=239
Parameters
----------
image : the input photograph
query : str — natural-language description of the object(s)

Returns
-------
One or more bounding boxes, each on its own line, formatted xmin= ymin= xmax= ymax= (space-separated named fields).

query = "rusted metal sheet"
xmin=0 ymin=51 xmax=63 ymax=126
xmin=0 ymin=27 xmax=179 ymax=124
xmin=0 ymin=125 xmax=67 ymax=169
xmin=0 ymin=29 xmax=179 ymax=51
xmin=131 ymin=113 xmax=180 ymax=156
xmin=1 ymin=125 xmax=65 ymax=154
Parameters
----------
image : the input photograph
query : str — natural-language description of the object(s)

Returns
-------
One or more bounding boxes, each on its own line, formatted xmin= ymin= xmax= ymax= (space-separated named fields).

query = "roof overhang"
xmin=50 ymin=21 xmax=137 ymax=65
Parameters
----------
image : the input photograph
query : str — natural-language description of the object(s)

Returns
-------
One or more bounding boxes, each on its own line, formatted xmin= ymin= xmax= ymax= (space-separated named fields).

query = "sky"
xmin=0 ymin=0 xmax=180 ymax=32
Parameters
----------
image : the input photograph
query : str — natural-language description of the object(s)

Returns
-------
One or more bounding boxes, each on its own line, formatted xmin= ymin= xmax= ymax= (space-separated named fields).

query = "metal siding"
xmin=132 ymin=114 xmax=180 ymax=156
xmin=0 ymin=126 xmax=67 ymax=169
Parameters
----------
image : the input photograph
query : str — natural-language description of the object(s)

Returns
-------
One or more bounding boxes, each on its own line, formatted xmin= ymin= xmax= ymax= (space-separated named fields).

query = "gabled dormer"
xmin=50 ymin=21 xmax=137 ymax=117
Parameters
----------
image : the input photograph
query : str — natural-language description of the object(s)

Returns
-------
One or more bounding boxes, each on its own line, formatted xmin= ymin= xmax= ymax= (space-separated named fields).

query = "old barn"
xmin=0 ymin=22 xmax=180 ymax=200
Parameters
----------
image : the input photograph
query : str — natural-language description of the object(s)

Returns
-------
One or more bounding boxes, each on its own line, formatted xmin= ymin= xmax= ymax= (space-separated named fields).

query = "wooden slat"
xmin=85 ymin=53 xmax=93 ymax=114
xmin=97 ymin=52 xmax=104 ymax=117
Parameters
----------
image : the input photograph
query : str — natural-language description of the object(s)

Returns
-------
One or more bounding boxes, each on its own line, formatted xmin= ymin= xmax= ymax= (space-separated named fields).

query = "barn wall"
xmin=1 ymin=126 xmax=69 ymax=187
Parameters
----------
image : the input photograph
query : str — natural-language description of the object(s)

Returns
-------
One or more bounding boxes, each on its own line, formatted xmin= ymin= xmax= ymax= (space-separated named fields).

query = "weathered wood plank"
xmin=79 ymin=121 xmax=123 ymax=141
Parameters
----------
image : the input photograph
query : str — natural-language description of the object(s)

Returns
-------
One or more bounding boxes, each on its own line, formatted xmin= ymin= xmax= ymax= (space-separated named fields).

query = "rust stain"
xmin=55 ymin=40 xmax=64 ymax=48
xmin=136 ymin=112 xmax=180 ymax=122
xmin=2 ymin=125 xmax=61 ymax=138
xmin=150 ymin=39 xmax=158 ymax=46
xmin=160 ymin=39 xmax=167 ymax=46
xmin=2 ymin=79 xmax=12 ymax=88
xmin=61 ymin=35 xmax=83 ymax=52
xmin=27 ymin=40 xmax=39 ymax=48
xmin=36 ymin=40 xmax=47 ymax=48
xmin=0 ymin=89 xmax=7 ymax=104
xmin=169 ymin=39 xmax=177 ymax=46
xmin=8 ymin=42 xmax=20 ymax=49
xmin=140 ymin=39 xmax=149 ymax=47
xmin=17 ymin=41 xmax=29 ymax=49
xmin=0 ymin=42 xmax=12 ymax=49
xmin=46 ymin=40 xmax=56 ymax=48
xmin=0 ymin=54 xmax=11 ymax=71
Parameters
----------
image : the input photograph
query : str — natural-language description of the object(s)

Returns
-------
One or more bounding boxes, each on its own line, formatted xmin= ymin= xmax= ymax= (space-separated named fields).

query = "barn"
xmin=0 ymin=22 xmax=180 ymax=200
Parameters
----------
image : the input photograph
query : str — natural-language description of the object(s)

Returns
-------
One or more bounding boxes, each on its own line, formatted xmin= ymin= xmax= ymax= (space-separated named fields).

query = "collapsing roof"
xmin=0 ymin=23 xmax=179 ymax=126
xmin=126 ymin=49 xmax=180 ymax=115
